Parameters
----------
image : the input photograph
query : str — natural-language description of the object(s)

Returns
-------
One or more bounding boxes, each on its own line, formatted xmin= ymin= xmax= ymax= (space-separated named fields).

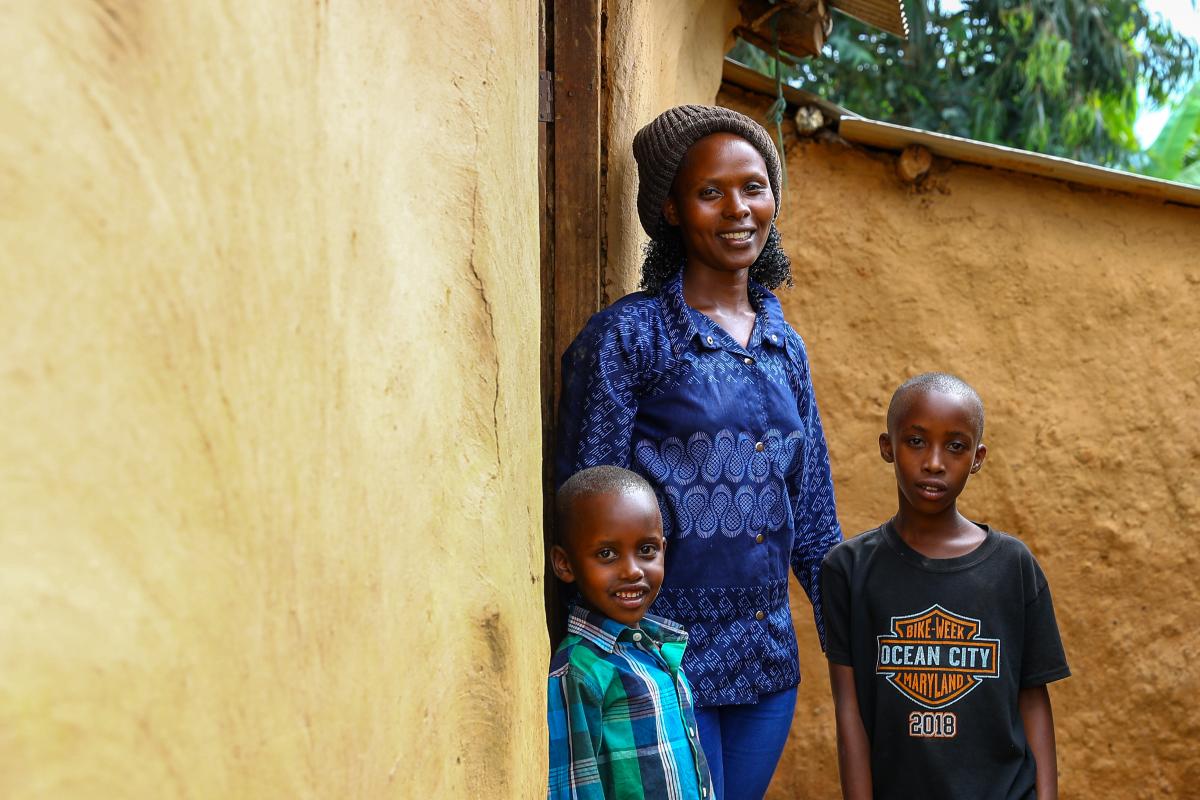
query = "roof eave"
xmin=827 ymin=0 xmax=909 ymax=38
xmin=838 ymin=116 xmax=1200 ymax=210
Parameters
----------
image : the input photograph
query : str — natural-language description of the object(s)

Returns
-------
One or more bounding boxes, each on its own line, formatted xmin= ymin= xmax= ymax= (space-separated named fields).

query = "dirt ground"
xmin=715 ymin=88 xmax=1200 ymax=799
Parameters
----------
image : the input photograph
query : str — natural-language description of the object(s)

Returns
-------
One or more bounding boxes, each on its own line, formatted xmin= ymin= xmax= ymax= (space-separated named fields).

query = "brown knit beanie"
xmin=632 ymin=104 xmax=783 ymax=237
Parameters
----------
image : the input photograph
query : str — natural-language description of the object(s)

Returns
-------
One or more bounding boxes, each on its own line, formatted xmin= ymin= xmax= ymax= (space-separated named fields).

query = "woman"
xmin=556 ymin=104 xmax=842 ymax=799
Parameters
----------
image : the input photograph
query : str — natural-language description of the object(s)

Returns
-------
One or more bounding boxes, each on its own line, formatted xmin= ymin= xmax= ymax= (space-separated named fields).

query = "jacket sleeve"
xmin=547 ymin=666 xmax=607 ymax=800
xmin=555 ymin=311 xmax=646 ymax=487
xmin=784 ymin=331 xmax=843 ymax=649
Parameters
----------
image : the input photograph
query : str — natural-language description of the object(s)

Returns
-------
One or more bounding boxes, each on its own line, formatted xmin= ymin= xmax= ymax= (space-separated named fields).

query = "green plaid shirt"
xmin=547 ymin=605 xmax=713 ymax=799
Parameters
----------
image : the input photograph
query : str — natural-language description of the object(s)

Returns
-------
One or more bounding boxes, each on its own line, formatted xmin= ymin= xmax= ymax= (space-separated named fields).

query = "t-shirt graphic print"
xmin=822 ymin=522 xmax=1070 ymax=800
xmin=877 ymin=604 xmax=1000 ymax=710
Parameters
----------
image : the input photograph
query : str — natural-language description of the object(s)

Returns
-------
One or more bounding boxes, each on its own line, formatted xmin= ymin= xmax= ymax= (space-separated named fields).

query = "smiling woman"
xmin=555 ymin=104 xmax=843 ymax=800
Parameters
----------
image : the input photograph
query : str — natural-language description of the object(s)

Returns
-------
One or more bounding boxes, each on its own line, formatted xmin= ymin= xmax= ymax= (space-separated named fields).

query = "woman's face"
xmin=663 ymin=133 xmax=775 ymax=277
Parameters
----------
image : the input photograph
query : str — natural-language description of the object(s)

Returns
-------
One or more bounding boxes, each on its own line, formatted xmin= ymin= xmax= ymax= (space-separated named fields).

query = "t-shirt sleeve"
xmin=1020 ymin=570 xmax=1071 ymax=688
xmin=821 ymin=547 xmax=853 ymax=664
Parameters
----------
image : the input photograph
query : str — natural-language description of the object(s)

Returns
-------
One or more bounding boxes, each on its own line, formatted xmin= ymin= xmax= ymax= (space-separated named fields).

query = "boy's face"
xmin=879 ymin=389 xmax=987 ymax=516
xmin=551 ymin=490 xmax=666 ymax=628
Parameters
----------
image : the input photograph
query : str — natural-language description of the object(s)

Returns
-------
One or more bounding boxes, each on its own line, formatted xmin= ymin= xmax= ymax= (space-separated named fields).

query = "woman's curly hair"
xmin=639 ymin=221 xmax=793 ymax=295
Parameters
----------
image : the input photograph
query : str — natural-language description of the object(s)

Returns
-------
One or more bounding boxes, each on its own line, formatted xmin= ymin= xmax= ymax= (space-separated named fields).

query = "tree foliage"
xmin=1140 ymin=81 xmax=1200 ymax=184
xmin=731 ymin=0 xmax=1198 ymax=169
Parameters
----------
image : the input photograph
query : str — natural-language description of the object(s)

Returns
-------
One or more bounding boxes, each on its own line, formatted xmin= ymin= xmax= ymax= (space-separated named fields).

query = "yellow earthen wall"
xmin=1 ymin=3 xmax=544 ymax=796
xmin=603 ymin=0 xmax=741 ymax=298
xmin=717 ymin=88 xmax=1200 ymax=799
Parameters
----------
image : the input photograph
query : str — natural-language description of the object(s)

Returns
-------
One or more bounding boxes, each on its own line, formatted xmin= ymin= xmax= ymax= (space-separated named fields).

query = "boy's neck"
xmin=579 ymin=599 xmax=642 ymax=629
xmin=891 ymin=503 xmax=985 ymax=559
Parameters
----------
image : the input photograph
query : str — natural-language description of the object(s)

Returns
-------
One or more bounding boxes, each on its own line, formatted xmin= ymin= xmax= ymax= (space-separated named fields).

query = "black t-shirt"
xmin=822 ymin=521 xmax=1070 ymax=800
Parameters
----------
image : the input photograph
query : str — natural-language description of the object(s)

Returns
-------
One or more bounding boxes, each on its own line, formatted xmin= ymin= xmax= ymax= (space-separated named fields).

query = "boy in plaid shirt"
xmin=548 ymin=466 xmax=714 ymax=799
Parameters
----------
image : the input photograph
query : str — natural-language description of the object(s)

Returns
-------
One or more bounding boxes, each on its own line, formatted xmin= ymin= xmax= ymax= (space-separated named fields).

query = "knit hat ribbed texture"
xmin=632 ymin=104 xmax=782 ymax=237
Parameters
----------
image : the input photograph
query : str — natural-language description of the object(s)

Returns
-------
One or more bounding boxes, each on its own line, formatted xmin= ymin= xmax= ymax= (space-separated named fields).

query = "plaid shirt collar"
xmin=657 ymin=269 xmax=787 ymax=353
xmin=566 ymin=603 xmax=688 ymax=655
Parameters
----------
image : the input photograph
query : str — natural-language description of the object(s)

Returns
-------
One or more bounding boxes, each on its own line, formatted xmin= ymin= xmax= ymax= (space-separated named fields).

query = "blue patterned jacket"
xmin=556 ymin=271 xmax=843 ymax=706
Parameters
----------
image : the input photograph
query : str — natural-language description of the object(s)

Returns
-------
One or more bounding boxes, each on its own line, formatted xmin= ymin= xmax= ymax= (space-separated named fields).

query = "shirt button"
xmin=756 ymin=533 xmax=764 ymax=544
xmin=755 ymin=610 xmax=765 ymax=621
xmin=771 ymin=334 xmax=779 ymax=342
xmin=631 ymin=632 xmax=642 ymax=642
xmin=705 ymin=335 xmax=714 ymax=345
xmin=755 ymin=441 xmax=765 ymax=452
xmin=743 ymin=356 xmax=754 ymax=365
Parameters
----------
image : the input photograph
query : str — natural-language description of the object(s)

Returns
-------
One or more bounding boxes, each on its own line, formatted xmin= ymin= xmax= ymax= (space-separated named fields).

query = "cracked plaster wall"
xmin=1 ymin=2 xmax=544 ymax=796
xmin=718 ymin=88 xmax=1200 ymax=800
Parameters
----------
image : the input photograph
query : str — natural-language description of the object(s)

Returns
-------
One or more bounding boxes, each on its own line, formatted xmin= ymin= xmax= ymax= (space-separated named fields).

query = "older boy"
xmin=548 ymin=465 xmax=713 ymax=800
xmin=822 ymin=373 xmax=1070 ymax=800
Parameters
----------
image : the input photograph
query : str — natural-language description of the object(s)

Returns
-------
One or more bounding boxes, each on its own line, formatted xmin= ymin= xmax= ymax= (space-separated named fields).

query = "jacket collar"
xmin=658 ymin=270 xmax=787 ymax=352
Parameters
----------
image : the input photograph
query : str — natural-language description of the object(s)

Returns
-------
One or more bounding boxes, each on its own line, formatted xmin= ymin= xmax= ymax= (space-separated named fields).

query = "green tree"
xmin=731 ymin=1 xmax=1198 ymax=169
xmin=1139 ymin=81 xmax=1200 ymax=184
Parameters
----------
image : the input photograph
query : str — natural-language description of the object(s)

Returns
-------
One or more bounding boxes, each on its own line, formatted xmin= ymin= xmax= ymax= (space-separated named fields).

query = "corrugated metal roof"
xmin=827 ymin=0 xmax=909 ymax=38
xmin=839 ymin=117 xmax=1200 ymax=209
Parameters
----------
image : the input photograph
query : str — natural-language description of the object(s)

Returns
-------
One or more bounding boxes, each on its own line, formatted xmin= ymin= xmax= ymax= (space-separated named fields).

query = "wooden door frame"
xmin=540 ymin=0 xmax=605 ymax=644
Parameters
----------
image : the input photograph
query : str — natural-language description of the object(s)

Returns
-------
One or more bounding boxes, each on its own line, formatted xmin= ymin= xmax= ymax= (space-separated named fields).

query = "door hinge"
xmin=539 ymin=70 xmax=554 ymax=123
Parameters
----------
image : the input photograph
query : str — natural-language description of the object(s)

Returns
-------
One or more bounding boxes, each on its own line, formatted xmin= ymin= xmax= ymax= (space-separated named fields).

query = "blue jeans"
xmin=694 ymin=686 xmax=798 ymax=800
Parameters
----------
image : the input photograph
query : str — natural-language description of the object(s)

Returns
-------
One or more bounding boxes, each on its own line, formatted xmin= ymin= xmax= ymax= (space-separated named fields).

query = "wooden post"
xmin=552 ymin=0 xmax=604 ymax=380
xmin=897 ymin=144 xmax=933 ymax=183
xmin=543 ymin=0 xmax=605 ymax=646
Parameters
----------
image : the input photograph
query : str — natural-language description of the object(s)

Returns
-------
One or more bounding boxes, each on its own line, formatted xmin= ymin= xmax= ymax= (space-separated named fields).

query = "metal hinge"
xmin=539 ymin=70 xmax=554 ymax=123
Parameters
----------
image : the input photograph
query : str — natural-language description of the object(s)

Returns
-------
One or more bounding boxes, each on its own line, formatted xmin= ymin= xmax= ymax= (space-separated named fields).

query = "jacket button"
xmin=706 ymin=335 xmax=714 ymax=345
xmin=755 ymin=533 xmax=764 ymax=544
xmin=743 ymin=356 xmax=754 ymax=365
xmin=755 ymin=610 xmax=765 ymax=621
xmin=755 ymin=441 xmax=765 ymax=452
xmin=631 ymin=632 xmax=642 ymax=642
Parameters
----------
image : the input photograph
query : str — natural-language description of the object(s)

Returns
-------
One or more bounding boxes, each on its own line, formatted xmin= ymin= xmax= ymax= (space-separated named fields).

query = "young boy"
xmin=547 ymin=465 xmax=714 ymax=800
xmin=822 ymin=373 xmax=1070 ymax=800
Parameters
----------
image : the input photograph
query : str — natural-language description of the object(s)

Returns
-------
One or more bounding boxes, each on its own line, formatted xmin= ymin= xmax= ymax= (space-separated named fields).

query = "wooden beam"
xmin=722 ymin=57 xmax=850 ymax=123
xmin=552 ymin=0 xmax=603 ymax=382
xmin=539 ymin=0 xmax=562 ymax=646
xmin=544 ymin=0 xmax=604 ymax=646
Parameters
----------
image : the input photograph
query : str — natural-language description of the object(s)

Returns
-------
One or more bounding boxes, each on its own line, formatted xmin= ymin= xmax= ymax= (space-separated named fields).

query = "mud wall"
xmin=0 ymin=3 xmax=544 ymax=796
xmin=603 ymin=0 xmax=740 ymax=298
xmin=715 ymin=88 xmax=1200 ymax=799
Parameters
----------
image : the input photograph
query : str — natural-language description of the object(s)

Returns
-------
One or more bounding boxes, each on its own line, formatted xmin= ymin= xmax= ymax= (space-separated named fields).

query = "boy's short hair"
xmin=556 ymin=465 xmax=657 ymax=550
xmin=887 ymin=372 xmax=985 ymax=440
